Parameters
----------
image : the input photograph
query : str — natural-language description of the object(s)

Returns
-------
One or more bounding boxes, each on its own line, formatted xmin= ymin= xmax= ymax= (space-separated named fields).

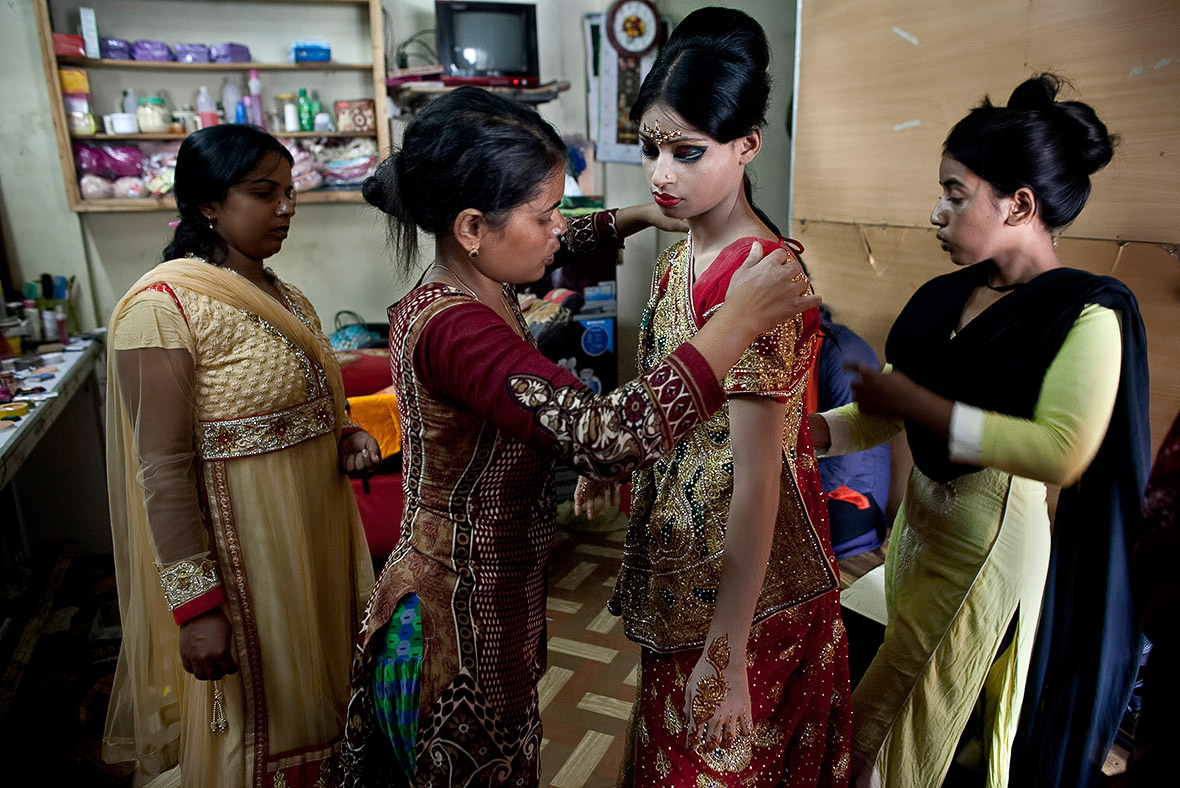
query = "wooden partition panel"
xmin=796 ymin=0 xmax=1180 ymax=243
xmin=795 ymin=0 xmax=1180 ymax=453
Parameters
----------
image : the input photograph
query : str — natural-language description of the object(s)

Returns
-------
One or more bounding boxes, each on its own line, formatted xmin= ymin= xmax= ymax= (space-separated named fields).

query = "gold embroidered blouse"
xmin=611 ymin=238 xmax=838 ymax=651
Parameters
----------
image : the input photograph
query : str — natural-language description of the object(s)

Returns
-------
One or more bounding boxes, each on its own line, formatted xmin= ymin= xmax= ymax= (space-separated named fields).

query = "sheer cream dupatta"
xmin=102 ymin=258 xmax=348 ymax=773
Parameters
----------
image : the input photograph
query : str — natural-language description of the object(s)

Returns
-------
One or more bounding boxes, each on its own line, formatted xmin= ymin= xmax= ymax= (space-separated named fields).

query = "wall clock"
xmin=605 ymin=0 xmax=660 ymax=58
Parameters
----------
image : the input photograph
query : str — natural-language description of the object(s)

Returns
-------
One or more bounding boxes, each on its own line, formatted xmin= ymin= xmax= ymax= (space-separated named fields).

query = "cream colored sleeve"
xmin=113 ymin=290 xmax=210 ymax=571
xmin=111 ymin=289 xmax=194 ymax=354
xmin=953 ymin=304 xmax=1121 ymax=486
xmin=817 ymin=363 xmax=905 ymax=457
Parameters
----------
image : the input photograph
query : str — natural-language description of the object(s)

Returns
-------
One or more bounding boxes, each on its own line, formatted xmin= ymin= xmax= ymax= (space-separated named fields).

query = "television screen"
xmin=436 ymin=2 xmax=540 ymax=86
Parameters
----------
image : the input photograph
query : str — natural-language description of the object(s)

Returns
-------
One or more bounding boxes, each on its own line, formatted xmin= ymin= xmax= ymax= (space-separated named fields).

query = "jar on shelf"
xmin=275 ymin=94 xmax=299 ymax=133
xmin=173 ymin=107 xmax=198 ymax=134
xmin=137 ymin=97 xmax=171 ymax=134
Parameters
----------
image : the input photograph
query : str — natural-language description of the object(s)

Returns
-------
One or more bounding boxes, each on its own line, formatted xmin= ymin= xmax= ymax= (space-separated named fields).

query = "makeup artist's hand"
xmin=340 ymin=430 xmax=381 ymax=474
xmin=574 ymin=476 xmax=620 ymax=519
xmin=615 ymin=202 xmax=690 ymax=237
xmin=179 ymin=608 xmax=237 ymax=681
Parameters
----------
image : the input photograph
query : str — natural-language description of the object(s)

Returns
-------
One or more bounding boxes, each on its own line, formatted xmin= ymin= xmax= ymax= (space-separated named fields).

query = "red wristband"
xmin=173 ymin=586 xmax=225 ymax=625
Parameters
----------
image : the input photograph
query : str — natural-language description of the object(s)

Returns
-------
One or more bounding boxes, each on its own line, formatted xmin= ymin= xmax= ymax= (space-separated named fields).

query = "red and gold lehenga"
xmin=340 ymin=215 xmax=731 ymax=787
xmin=611 ymin=236 xmax=852 ymax=787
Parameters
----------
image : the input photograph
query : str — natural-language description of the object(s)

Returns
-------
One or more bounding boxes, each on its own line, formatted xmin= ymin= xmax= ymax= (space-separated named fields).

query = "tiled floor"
xmin=538 ymin=527 xmax=638 ymax=788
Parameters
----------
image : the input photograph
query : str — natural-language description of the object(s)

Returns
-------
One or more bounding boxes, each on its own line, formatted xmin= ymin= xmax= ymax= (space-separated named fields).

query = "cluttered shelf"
xmin=35 ymin=0 xmax=389 ymax=212
xmin=70 ymin=189 xmax=366 ymax=213
xmin=56 ymin=55 xmax=374 ymax=73
xmin=387 ymin=78 xmax=570 ymax=111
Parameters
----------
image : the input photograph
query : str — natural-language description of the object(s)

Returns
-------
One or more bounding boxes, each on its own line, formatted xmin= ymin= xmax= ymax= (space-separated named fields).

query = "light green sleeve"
xmin=976 ymin=304 xmax=1121 ymax=485
xmin=819 ymin=363 xmax=905 ymax=456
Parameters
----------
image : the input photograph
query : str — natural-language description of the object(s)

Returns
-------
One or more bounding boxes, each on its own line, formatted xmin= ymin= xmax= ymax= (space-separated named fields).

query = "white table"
xmin=1 ymin=339 xmax=108 ymax=556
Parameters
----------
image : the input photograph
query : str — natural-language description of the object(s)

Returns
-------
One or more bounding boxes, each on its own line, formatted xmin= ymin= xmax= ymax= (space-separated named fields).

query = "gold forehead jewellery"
xmin=641 ymin=119 xmax=683 ymax=144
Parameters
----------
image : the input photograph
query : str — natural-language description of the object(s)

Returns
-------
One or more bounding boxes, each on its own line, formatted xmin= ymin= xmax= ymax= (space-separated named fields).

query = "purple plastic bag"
xmin=73 ymin=143 xmax=110 ymax=176
xmin=209 ymin=42 xmax=251 ymax=63
xmin=174 ymin=43 xmax=209 ymax=63
xmin=99 ymin=38 xmax=131 ymax=59
xmin=105 ymin=146 xmax=144 ymax=178
xmin=132 ymin=40 xmax=174 ymax=62
xmin=73 ymin=143 xmax=143 ymax=178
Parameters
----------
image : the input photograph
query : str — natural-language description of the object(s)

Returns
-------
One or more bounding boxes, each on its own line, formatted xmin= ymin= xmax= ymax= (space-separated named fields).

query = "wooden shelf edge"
xmin=71 ymin=189 xmax=367 ymax=212
xmin=71 ymin=130 xmax=379 ymax=141
xmin=56 ymin=56 xmax=373 ymax=72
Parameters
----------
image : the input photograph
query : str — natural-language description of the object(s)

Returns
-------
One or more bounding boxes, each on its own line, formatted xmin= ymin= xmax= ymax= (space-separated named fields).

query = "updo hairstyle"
xmin=363 ymin=86 xmax=567 ymax=273
xmin=629 ymin=7 xmax=777 ymax=232
xmin=163 ymin=124 xmax=293 ymax=264
xmin=943 ymin=73 xmax=1117 ymax=231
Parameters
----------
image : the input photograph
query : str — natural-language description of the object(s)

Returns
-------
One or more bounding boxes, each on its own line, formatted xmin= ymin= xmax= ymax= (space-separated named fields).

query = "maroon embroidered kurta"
xmin=342 ymin=238 xmax=727 ymax=786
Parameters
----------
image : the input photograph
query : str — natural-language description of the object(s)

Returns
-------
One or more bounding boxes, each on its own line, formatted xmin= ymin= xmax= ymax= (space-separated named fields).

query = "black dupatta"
xmin=886 ymin=264 xmax=1151 ymax=788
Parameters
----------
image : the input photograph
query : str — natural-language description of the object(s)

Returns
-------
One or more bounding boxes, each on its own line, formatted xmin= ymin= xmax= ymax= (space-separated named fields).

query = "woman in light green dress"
xmin=810 ymin=74 xmax=1148 ymax=788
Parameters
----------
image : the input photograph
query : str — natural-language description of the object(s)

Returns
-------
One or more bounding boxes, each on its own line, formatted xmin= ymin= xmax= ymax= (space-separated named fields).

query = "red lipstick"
xmin=653 ymin=192 xmax=682 ymax=207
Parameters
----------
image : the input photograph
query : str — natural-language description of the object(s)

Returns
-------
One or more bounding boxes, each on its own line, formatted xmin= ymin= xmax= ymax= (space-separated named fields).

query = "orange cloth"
xmin=348 ymin=387 xmax=401 ymax=458
xmin=827 ymin=484 xmax=871 ymax=510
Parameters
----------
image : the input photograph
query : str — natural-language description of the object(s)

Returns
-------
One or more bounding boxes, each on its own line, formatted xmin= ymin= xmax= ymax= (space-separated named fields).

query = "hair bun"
xmin=1007 ymin=72 xmax=1115 ymax=175
xmin=1006 ymin=73 xmax=1061 ymax=110
xmin=1055 ymin=100 xmax=1117 ymax=174
xmin=361 ymin=156 xmax=394 ymax=212
xmin=671 ymin=7 xmax=770 ymax=70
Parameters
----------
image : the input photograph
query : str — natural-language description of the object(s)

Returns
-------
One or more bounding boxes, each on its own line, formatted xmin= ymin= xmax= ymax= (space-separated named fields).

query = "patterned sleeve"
xmin=415 ymin=301 xmax=724 ymax=480
xmin=722 ymin=316 xmax=806 ymax=398
xmin=550 ymin=210 xmax=622 ymax=270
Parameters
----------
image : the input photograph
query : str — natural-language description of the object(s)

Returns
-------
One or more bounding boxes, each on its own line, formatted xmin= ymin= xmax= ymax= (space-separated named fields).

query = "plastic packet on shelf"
xmin=79 ymin=174 xmax=114 ymax=200
xmin=277 ymin=138 xmax=324 ymax=192
xmin=132 ymin=40 xmax=174 ymax=62
xmin=174 ymin=43 xmax=209 ymax=63
xmin=112 ymin=177 xmax=148 ymax=199
xmin=140 ymin=141 xmax=182 ymax=196
xmin=305 ymin=137 xmax=379 ymax=186
xmin=73 ymin=143 xmax=144 ymax=179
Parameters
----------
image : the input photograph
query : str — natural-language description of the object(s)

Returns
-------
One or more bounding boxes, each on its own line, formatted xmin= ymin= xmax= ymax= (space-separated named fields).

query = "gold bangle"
xmin=156 ymin=559 xmax=220 ymax=611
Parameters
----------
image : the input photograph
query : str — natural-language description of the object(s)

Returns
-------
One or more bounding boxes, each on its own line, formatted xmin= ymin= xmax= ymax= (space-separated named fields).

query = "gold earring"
xmin=469 ymin=246 xmax=479 ymax=259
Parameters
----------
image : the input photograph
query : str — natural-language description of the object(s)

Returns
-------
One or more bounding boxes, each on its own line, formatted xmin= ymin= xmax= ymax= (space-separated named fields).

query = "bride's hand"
xmin=683 ymin=635 xmax=752 ymax=752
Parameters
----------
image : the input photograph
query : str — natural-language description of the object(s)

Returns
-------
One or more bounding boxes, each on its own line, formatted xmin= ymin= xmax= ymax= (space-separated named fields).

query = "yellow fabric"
xmin=104 ymin=259 xmax=373 ymax=785
xmin=853 ymin=467 xmax=1049 ymax=788
xmin=112 ymin=290 xmax=194 ymax=355
xmin=839 ymin=304 xmax=1123 ymax=788
xmin=826 ymin=363 xmax=904 ymax=453
xmin=347 ymin=391 xmax=401 ymax=458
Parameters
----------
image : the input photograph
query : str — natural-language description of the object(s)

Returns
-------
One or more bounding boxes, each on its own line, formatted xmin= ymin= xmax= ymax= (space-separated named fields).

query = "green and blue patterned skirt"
xmin=372 ymin=593 xmax=423 ymax=776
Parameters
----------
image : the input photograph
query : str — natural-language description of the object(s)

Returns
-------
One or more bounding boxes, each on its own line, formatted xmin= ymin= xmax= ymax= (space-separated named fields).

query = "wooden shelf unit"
xmin=56 ymin=55 xmax=375 ymax=72
xmin=34 ymin=0 xmax=389 ymax=213
xmin=71 ymin=189 xmax=366 ymax=213
xmin=72 ymin=130 xmax=378 ymax=142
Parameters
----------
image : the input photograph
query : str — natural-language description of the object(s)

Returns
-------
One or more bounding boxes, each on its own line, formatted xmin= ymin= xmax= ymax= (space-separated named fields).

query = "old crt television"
xmin=435 ymin=1 xmax=540 ymax=87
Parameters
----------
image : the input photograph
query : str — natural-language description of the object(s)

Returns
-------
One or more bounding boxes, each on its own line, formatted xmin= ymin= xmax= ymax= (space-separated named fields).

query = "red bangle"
xmin=173 ymin=586 xmax=225 ymax=625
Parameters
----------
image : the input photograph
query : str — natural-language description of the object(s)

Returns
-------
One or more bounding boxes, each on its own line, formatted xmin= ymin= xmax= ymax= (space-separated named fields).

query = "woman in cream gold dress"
xmin=104 ymin=124 xmax=377 ymax=788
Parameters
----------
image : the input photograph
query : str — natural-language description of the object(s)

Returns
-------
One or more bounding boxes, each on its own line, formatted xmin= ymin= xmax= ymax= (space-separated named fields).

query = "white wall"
xmin=0 ymin=0 xmax=95 ymax=327
xmin=2 ymin=0 xmax=797 ymax=373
